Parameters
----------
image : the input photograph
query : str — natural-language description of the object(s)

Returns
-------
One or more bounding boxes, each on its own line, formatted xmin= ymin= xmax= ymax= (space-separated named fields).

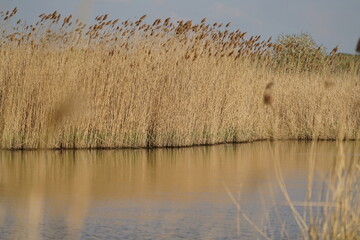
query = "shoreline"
xmin=1 ymin=138 xmax=357 ymax=151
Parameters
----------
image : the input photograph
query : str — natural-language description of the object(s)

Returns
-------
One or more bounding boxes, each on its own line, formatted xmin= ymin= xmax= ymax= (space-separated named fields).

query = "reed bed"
xmin=0 ymin=9 xmax=359 ymax=149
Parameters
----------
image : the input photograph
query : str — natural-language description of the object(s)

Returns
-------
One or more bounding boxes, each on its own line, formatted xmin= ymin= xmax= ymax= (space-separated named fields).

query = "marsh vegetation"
xmin=0 ymin=8 xmax=359 ymax=149
xmin=0 ymin=8 xmax=359 ymax=239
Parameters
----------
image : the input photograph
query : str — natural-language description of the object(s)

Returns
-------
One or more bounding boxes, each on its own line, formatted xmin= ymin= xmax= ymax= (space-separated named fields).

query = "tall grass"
xmin=0 ymin=8 xmax=359 ymax=149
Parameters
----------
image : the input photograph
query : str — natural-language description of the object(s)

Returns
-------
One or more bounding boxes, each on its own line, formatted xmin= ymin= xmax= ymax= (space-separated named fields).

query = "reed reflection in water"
xmin=0 ymin=141 xmax=356 ymax=239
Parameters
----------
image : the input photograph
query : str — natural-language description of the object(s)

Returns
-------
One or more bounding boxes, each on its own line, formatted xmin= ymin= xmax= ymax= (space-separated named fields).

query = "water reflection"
xmin=0 ymin=141 xmax=357 ymax=239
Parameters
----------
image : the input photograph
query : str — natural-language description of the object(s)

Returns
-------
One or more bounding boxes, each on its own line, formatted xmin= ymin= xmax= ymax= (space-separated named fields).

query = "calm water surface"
xmin=0 ymin=141 xmax=358 ymax=240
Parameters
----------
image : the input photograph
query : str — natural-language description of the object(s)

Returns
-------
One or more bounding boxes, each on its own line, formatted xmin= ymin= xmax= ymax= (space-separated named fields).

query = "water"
xmin=0 ymin=141 xmax=358 ymax=240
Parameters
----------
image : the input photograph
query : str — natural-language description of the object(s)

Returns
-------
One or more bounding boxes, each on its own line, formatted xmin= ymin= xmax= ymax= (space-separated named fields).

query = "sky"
xmin=1 ymin=0 xmax=359 ymax=54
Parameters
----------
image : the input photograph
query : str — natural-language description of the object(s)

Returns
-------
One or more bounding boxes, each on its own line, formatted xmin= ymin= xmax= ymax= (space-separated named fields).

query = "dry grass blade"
xmin=269 ymin=143 xmax=309 ymax=236
xmin=223 ymin=182 xmax=272 ymax=240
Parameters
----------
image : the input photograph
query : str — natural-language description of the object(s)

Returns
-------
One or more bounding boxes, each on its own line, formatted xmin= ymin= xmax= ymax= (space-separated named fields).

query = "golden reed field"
xmin=0 ymin=8 xmax=360 ymax=149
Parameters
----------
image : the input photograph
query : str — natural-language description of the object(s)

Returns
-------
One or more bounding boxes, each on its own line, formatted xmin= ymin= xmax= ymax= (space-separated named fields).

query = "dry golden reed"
xmin=226 ymin=141 xmax=360 ymax=240
xmin=0 ymin=9 xmax=359 ymax=149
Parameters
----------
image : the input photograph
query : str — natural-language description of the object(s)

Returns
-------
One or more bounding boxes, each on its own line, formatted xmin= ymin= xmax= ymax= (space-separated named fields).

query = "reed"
xmin=226 ymin=140 xmax=360 ymax=239
xmin=0 ymin=9 xmax=359 ymax=149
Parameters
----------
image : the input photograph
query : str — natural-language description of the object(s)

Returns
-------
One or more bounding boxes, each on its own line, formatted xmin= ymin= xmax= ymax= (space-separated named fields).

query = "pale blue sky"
xmin=2 ymin=0 xmax=359 ymax=53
